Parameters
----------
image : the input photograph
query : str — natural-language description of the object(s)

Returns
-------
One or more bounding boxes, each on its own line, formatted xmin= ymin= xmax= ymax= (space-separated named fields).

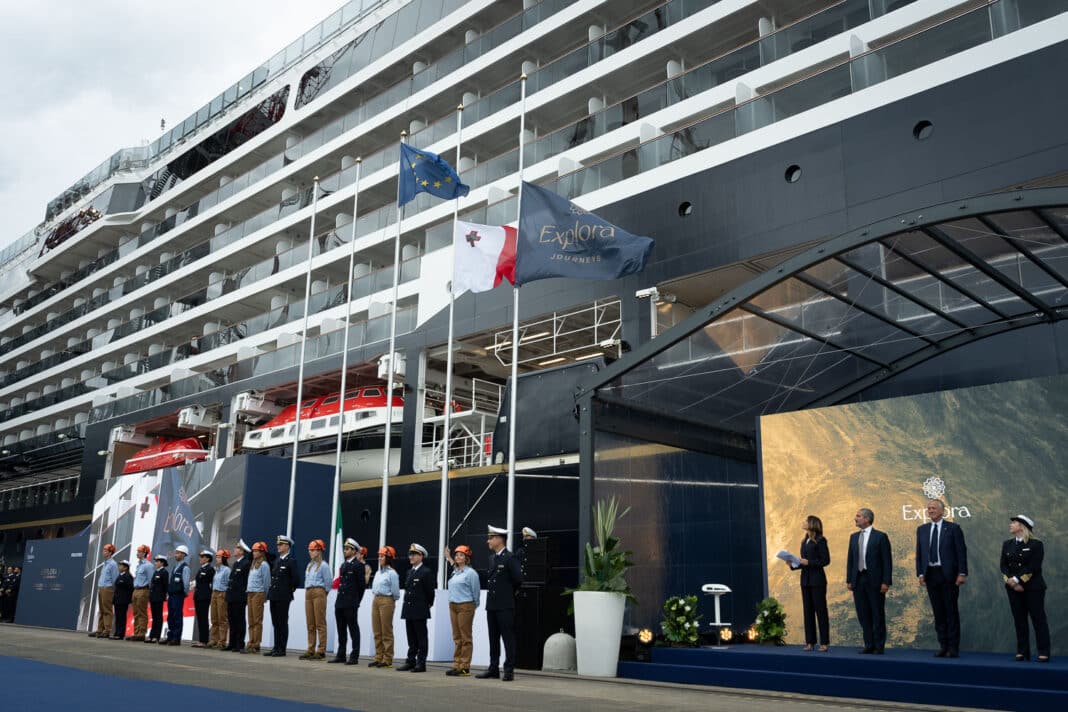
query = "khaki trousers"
xmin=96 ymin=587 xmax=114 ymax=635
xmin=210 ymin=591 xmax=229 ymax=645
xmin=305 ymin=587 xmax=328 ymax=654
xmin=247 ymin=591 xmax=266 ymax=650
xmin=449 ymin=601 xmax=476 ymax=670
xmin=372 ymin=595 xmax=396 ymax=664
xmin=131 ymin=589 xmax=150 ymax=637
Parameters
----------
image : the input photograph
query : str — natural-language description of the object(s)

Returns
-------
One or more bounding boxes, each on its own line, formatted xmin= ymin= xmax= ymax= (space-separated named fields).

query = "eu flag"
xmin=516 ymin=181 xmax=654 ymax=285
xmin=398 ymin=143 xmax=470 ymax=207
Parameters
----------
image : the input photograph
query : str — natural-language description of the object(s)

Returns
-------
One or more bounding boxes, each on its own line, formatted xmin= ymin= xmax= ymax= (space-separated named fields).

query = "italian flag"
xmin=452 ymin=220 xmax=516 ymax=294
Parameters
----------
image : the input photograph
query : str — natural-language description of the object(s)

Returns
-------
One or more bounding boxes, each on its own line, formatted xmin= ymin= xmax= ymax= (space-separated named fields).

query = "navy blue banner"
xmin=398 ymin=143 xmax=470 ymax=206
xmin=16 ymin=527 xmax=89 ymax=629
xmin=516 ymin=181 xmax=654 ymax=285
xmin=152 ymin=468 xmax=203 ymax=557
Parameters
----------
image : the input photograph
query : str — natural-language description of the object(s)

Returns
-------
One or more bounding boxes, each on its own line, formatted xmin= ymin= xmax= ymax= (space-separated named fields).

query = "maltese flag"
xmin=452 ymin=220 xmax=516 ymax=295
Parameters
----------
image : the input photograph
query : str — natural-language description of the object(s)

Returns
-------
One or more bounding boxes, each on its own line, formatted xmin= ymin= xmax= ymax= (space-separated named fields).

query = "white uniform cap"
xmin=276 ymin=535 xmax=294 ymax=545
xmin=487 ymin=525 xmax=508 ymax=536
xmin=522 ymin=527 xmax=538 ymax=539
xmin=235 ymin=539 xmax=250 ymax=552
xmin=1012 ymin=514 xmax=1035 ymax=531
xmin=408 ymin=543 xmax=428 ymax=557
xmin=175 ymin=545 xmax=189 ymax=555
xmin=154 ymin=555 xmax=168 ymax=563
xmin=118 ymin=560 xmax=130 ymax=566
xmin=344 ymin=537 xmax=360 ymax=550
xmin=200 ymin=550 xmax=214 ymax=558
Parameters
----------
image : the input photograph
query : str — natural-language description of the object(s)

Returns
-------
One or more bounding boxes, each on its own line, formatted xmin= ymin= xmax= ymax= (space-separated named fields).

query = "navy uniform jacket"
xmin=915 ymin=520 xmax=968 ymax=579
xmin=267 ymin=554 xmax=301 ymax=602
xmin=227 ymin=556 xmax=251 ymax=603
xmin=113 ymin=571 xmax=134 ymax=606
xmin=1001 ymin=538 xmax=1046 ymax=590
xmin=149 ymin=567 xmax=169 ymax=603
xmin=336 ymin=558 xmax=367 ymax=608
xmin=792 ymin=537 xmax=830 ymax=587
xmin=486 ymin=548 xmax=523 ymax=611
xmin=401 ymin=565 xmax=435 ymax=620
xmin=846 ymin=528 xmax=893 ymax=588
xmin=193 ymin=563 xmax=215 ymax=602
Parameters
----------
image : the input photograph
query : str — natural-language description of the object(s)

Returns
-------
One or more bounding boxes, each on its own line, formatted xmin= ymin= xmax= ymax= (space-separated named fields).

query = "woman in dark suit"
xmin=792 ymin=515 xmax=831 ymax=651
xmin=1001 ymin=514 xmax=1050 ymax=662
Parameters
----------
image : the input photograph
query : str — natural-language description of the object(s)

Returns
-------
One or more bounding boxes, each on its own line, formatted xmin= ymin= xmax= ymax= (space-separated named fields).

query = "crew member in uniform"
xmin=398 ymin=543 xmax=434 ymax=673
xmin=369 ymin=546 xmax=400 ymax=668
xmin=165 ymin=545 xmax=191 ymax=645
xmin=191 ymin=550 xmax=215 ymax=648
xmin=91 ymin=543 xmax=119 ymax=638
xmin=266 ymin=534 xmax=299 ymax=657
xmin=147 ymin=555 xmax=169 ymax=643
xmin=111 ymin=560 xmax=134 ymax=639
xmin=331 ymin=537 xmax=367 ymax=665
xmin=130 ymin=544 xmax=153 ymax=642
xmin=477 ymin=525 xmax=523 ymax=681
xmin=209 ymin=549 xmax=230 ymax=649
xmin=245 ymin=541 xmax=271 ymax=654
xmin=1001 ymin=514 xmax=1051 ymax=662
xmin=443 ymin=544 xmax=480 ymax=676
xmin=226 ymin=540 xmax=251 ymax=652
xmin=515 ymin=527 xmax=537 ymax=574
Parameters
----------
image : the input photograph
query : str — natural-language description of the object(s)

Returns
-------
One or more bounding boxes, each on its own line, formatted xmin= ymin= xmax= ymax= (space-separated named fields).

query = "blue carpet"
xmin=0 ymin=656 xmax=359 ymax=711
xmin=618 ymin=645 xmax=1068 ymax=711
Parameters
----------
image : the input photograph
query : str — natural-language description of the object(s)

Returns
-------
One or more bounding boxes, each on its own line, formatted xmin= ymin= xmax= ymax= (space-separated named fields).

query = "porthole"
xmin=678 ymin=201 xmax=693 ymax=217
xmin=785 ymin=165 xmax=802 ymax=183
xmin=913 ymin=120 xmax=934 ymax=140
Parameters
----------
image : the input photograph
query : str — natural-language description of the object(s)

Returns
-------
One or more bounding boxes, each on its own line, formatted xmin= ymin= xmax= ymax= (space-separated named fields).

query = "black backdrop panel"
xmin=16 ymin=527 xmax=90 ymax=629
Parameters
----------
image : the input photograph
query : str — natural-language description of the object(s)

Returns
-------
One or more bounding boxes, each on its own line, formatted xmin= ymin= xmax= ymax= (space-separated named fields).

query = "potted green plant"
xmin=661 ymin=594 xmax=701 ymax=646
xmin=565 ymin=496 xmax=635 ymax=677
xmin=753 ymin=597 xmax=787 ymax=645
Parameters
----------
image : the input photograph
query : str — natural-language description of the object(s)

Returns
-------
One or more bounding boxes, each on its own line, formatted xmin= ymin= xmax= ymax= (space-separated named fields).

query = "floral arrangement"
xmin=753 ymin=597 xmax=787 ymax=644
xmin=661 ymin=594 xmax=701 ymax=646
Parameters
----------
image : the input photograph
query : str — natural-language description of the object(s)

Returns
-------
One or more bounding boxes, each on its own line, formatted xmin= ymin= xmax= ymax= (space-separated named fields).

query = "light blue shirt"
xmin=98 ymin=557 xmax=118 ymax=588
xmin=304 ymin=560 xmax=332 ymax=589
xmin=133 ymin=559 xmax=153 ymax=587
xmin=371 ymin=567 xmax=400 ymax=600
xmin=247 ymin=561 xmax=271 ymax=592
xmin=212 ymin=564 xmax=231 ymax=592
xmin=447 ymin=566 xmax=480 ymax=607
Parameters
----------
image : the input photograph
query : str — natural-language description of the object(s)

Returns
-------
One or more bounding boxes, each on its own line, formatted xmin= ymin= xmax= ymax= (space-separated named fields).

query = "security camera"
xmin=634 ymin=287 xmax=660 ymax=300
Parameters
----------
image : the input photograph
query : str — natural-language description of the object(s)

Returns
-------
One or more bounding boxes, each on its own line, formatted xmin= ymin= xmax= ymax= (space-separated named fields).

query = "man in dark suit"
xmin=476 ymin=525 xmax=524 ymax=681
xmin=398 ymin=543 xmax=434 ymax=673
xmin=915 ymin=499 xmax=967 ymax=657
xmin=846 ymin=507 xmax=893 ymax=654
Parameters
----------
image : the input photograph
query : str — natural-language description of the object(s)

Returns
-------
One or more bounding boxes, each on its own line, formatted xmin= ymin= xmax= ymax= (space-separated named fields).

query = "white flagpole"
xmin=505 ymin=75 xmax=528 ymax=553
xmin=287 ymin=177 xmax=321 ymax=537
xmin=437 ymin=104 xmax=463 ymax=589
xmin=330 ymin=158 xmax=362 ymax=572
xmin=379 ymin=132 xmax=407 ymax=547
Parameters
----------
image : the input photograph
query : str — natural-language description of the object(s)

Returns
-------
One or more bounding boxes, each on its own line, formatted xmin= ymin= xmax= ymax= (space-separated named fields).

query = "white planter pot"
xmin=573 ymin=590 xmax=626 ymax=677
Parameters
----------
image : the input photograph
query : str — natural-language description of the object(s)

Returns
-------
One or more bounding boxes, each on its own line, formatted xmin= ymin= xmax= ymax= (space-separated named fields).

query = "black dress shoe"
xmin=947 ymin=650 xmax=959 ymax=658
xmin=502 ymin=672 xmax=514 ymax=681
xmin=445 ymin=669 xmax=461 ymax=676
xmin=263 ymin=650 xmax=278 ymax=656
xmin=327 ymin=656 xmax=347 ymax=663
xmin=934 ymin=649 xmax=948 ymax=657
xmin=873 ymin=648 xmax=885 ymax=655
xmin=1015 ymin=654 xmax=1027 ymax=662
xmin=858 ymin=648 xmax=874 ymax=654
xmin=411 ymin=666 xmax=426 ymax=673
xmin=475 ymin=670 xmax=500 ymax=679
xmin=396 ymin=662 xmax=415 ymax=672
xmin=367 ymin=661 xmax=381 ymax=668
xmin=345 ymin=656 xmax=358 ymax=665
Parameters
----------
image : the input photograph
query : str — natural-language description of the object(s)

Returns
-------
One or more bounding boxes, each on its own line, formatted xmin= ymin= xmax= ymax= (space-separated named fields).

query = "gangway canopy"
xmin=578 ymin=187 xmax=1068 ymax=435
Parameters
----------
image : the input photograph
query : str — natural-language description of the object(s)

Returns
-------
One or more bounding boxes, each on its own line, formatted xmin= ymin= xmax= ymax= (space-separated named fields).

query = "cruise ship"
xmin=1 ymin=0 xmax=1067 ymax=630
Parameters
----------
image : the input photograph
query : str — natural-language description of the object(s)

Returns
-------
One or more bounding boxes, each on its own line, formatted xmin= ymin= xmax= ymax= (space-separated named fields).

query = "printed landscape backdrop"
xmin=760 ymin=374 xmax=1067 ymax=652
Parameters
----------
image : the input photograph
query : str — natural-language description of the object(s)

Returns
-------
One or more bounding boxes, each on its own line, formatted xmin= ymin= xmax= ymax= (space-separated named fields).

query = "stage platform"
xmin=618 ymin=645 xmax=1066 ymax=711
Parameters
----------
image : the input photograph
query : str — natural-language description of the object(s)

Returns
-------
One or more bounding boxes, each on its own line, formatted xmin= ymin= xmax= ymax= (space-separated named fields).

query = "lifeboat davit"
xmin=122 ymin=437 xmax=210 ymax=475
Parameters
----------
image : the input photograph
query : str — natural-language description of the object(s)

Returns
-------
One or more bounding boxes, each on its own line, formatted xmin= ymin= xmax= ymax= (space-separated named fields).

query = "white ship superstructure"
xmin=0 ymin=0 xmax=1065 ymax=513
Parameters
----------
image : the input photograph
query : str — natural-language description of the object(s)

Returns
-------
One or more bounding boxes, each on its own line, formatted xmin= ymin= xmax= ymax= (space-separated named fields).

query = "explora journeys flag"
xmin=516 ymin=181 xmax=653 ymax=285
xmin=152 ymin=469 xmax=202 ymax=558
xmin=452 ymin=220 xmax=517 ymax=295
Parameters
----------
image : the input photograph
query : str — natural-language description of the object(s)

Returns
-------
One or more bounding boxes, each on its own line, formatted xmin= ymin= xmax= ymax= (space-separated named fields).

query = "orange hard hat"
xmin=360 ymin=546 xmax=368 ymax=556
xmin=453 ymin=545 xmax=474 ymax=559
xmin=308 ymin=539 xmax=325 ymax=551
xmin=136 ymin=544 xmax=150 ymax=555
xmin=252 ymin=541 xmax=268 ymax=553
xmin=378 ymin=545 xmax=396 ymax=559
xmin=103 ymin=543 xmax=116 ymax=553
xmin=216 ymin=548 xmax=231 ymax=559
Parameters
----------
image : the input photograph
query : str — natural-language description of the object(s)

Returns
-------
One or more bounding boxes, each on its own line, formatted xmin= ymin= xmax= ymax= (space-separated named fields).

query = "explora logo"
xmin=903 ymin=477 xmax=971 ymax=520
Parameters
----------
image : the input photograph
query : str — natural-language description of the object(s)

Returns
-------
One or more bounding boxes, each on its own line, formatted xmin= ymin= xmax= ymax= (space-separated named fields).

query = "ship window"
xmin=287 ymin=425 xmax=296 ymax=436
xmin=344 ymin=390 xmax=360 ymax=399
xmin=271 ymin=428 xmax=284 ymax=438
xmin=363 ymin=388 xmax=381 ymax=397
xmin=322 ymin=396 xmax=339 ymax=405
xmin=913 ymin=120 xmax=934 ymax=140
xmin=301 ymin=399 xmax=317 ymax=408
xmin=329 ymin=416 xmax=340 ymax=426
xmin=310 ymin=419 xmax=326 ymax=430
xmin=248 ymin=432 xmax=262 ymax=440
xmin=785 ymin=164 xmax=802 ymax=183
